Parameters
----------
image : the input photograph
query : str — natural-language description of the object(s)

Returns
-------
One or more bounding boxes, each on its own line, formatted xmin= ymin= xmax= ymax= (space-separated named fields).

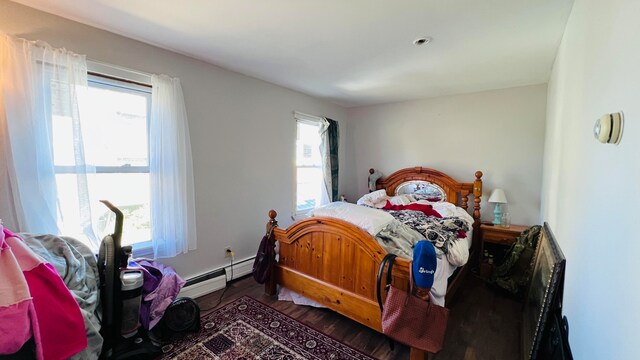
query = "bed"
xmin=263 ymin=166 xmax=483 ymax=358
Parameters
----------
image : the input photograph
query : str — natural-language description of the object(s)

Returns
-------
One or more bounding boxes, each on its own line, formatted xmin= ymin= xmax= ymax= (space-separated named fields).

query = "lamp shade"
xmin=488 ymin=189 xmax=507 ymax=204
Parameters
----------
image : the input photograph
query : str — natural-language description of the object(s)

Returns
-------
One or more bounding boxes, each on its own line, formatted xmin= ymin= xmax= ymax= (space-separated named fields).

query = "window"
xmin=295 ymin=119 xmax=324 ymax=215
xmin=52 ymin=74 xmax=152 ymax=248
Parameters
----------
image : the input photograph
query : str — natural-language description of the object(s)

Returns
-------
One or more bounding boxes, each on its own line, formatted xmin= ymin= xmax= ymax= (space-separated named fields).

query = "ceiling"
xmin=12 ymin=0 xmax=574 ymax=107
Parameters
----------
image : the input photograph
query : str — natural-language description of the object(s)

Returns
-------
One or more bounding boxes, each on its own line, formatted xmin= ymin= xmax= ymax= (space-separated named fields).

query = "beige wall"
xmin=0 ymin=1 xmax=347 ymax=278
xmin=344 ymin=84 xmax=547 ymax=226
xmin=542 ymin=0 xmax=640 ymax=358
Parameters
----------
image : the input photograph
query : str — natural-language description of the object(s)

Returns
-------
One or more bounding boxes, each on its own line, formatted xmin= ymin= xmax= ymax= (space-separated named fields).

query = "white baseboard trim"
xmin=178 ymin=257 xmax=255 ymax=299
xmin=226 ymin=258 xmax=254 ymax=281
xmin=178 ymin=274 xmax=226 ymax=299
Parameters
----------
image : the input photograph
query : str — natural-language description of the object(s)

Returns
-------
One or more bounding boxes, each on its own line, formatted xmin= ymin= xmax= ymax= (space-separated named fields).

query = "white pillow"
xmin=388 ymin=194 xmax=416 ymax=205
xmin=310 ymin=202 xmax=394 ymax=235
xmin=356 ymin=189 xmax=389 ymax=208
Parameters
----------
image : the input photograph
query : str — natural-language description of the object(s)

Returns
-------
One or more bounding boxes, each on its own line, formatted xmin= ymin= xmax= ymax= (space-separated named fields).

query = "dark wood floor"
xmin=195 ymin=273 xmax=522 ymax=360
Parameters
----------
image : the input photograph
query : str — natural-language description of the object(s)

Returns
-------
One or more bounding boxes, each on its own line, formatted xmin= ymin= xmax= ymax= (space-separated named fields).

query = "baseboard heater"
xmin=178 ymin=257 xmax=255 ymax=299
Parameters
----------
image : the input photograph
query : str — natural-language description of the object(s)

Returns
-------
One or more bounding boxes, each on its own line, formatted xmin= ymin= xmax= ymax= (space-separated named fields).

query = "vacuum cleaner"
xmin=97 ymin=200 xmax=159 ymax=360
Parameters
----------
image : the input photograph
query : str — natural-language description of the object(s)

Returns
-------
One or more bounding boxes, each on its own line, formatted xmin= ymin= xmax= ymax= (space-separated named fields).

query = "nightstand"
xmin=478 ymin=223 xmax=529 ymax=277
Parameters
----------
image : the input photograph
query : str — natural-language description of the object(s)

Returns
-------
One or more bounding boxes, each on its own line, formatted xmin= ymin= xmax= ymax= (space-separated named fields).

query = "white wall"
xmin=0 ymin=1 xmax=347 ymax=278
xmin=542 ymin=0 xmax=640 ymax=358
xmin=344 ymin=85 xmax=547 ymax=225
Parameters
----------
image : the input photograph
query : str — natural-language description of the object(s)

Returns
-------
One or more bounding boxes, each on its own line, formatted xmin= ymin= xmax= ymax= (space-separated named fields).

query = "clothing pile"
xmin=132 ymin=259 xmax=186 ymax=331
xmin=490 ymin=225 xmax=543 ymax=298
xmin=0 ymin=226 xmax=87 ymax=359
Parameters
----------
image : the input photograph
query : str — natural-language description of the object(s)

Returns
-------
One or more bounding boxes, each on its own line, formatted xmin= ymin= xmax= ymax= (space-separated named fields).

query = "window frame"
xmin=294 ymin=114 xmax=325 ymax=218
xmin=52 ymin=72 xmax=154 ymax=256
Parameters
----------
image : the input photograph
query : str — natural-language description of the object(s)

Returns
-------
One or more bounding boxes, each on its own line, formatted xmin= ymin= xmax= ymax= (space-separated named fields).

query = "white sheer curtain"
xmin=149 ymin=74 xmax=197 ymax=258
xmin=0 ymin=33 xmax=92 ymax=237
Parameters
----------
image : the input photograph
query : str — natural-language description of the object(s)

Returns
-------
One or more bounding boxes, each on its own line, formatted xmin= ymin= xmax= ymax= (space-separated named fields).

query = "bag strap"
xmin=266 ymin=222 xmax=277 ymax=238
xmin=376 ymin=254 xmax=398 ymax=352
xmin=264 ymin=220 xmax=278 ymax=256
xmin=408 ymin=260 xmax=414 ymax=295
xmin=385 ymin=255 xmax=395 ymax=287
xmin=376 ymin=253 xmax=397 ymax=312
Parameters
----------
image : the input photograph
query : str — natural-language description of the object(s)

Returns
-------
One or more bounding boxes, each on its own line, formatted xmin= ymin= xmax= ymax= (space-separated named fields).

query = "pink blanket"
xmin=1 ymin=227 xmax=87 ymax=360
xmin=0 ymin=228 xmax=41 ymax=358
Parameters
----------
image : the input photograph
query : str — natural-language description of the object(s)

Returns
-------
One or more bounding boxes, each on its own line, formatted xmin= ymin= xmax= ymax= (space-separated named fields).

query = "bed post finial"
xmin=268 ymin=209 xmax=277 ymax=221
xmin=473 ymin=171 xmax=483 ymax=225
xmin=368 ymin=169 xmax=378 ymax=193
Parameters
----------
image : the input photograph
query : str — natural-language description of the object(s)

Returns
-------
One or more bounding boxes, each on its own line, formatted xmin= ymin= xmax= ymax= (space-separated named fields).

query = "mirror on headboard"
xmin=522 ymin=223 xmax=566 ymax=360
xmin=395 ymin=180 xmax=447 ymax=202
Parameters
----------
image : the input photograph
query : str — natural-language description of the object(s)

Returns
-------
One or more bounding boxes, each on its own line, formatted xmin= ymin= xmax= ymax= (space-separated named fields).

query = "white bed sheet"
xmin=309 ymin=201 xmax=394 ymax=236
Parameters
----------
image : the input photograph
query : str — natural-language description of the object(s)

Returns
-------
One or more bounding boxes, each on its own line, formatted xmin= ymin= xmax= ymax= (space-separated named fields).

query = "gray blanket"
xmin=374 ymin=211 xmax=470 ymax=266
xmin=21 ymin=234 xmax=103 ymax=360
xmin=375 ymin=219 xmax=424 ymax=258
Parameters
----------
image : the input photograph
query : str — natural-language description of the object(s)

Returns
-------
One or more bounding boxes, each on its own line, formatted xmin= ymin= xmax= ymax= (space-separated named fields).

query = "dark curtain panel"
xmin=326 ymin=118 xmax=339 ymax=201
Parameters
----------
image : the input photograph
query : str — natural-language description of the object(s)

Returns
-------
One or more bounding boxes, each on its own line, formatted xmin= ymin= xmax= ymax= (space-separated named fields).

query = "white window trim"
xmin=88 ymin=60 xmax=152 ymax=85
xmin=294 ymin=111 xmax=327 ymax=126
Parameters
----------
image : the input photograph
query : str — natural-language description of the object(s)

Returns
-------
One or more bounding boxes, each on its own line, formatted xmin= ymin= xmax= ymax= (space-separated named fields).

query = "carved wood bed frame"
xmin=264 ymin=167 xmax=483 ymax=359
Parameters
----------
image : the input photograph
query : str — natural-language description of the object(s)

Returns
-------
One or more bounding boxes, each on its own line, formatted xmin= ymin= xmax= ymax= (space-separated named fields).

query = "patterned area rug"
xmin=158 ymin=296 xmax=374 ymax=360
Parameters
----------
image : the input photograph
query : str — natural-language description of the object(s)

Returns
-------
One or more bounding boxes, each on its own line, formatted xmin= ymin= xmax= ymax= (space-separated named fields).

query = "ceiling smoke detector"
xmin=413 ymin=37 xmax=432 ymax=46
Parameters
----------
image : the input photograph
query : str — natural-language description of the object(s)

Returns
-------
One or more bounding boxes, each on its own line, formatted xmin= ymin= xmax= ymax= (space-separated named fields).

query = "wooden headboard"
xmin=369 ymin=166 xmax=483 ymax=226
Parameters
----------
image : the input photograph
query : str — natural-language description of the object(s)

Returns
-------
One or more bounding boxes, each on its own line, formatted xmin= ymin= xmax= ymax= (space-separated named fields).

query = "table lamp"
xmin=488 ymin=189 xmax=507 ymax=225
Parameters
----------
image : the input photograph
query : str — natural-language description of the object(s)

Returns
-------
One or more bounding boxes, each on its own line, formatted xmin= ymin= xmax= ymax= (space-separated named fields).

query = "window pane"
xmin=296 ymin=122 xmax=322 ymax=167
xmin=56 ymin=173 xmax=151 ymax=246
xmin=296 ymin=167 xmax=323 ymax=212
xmin=71 ymin=83 xmax=149 ymax=167
xmin=296 ymin=120 xmax=324 ymax=213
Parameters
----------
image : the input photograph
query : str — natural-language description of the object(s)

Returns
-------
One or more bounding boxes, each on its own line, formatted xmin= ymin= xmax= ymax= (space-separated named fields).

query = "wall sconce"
xmin=594 ymin=112 xmax=624 ymax=144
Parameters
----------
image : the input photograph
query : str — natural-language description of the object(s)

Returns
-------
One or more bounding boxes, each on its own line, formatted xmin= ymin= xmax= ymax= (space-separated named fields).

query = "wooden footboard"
xmin=265 ymin=211 xmax=410 ymax=331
